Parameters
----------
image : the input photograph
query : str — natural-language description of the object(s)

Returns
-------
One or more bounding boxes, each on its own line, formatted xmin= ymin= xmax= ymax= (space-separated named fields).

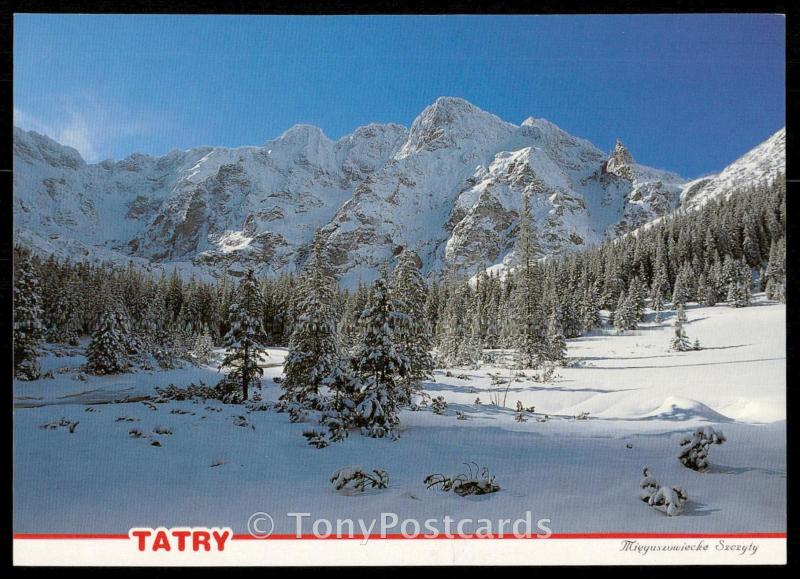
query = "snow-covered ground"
xmin=13 ymin=298 xmax=785 ymax=534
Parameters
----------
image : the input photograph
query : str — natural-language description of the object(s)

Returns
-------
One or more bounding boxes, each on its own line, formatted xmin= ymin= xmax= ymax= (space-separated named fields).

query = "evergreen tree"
xmin=190 ymin=325 xmax=214 ymax=364
xmin=675 ymin=303 xmax=688 ymax=324
xmin=614 ymin=291 xmax=636 ymax=334
xmin=580 ymin=282 xmax=601 ymax=332
xmin=281 ymin=242 xmax=341 ymax=407
xmin=652 ymin=288 xmax=665 ymax=323
xmin=390 ymin=249 xmax=435 ymax=400
xmin=13 ymin=254 xmax=44 ymax=380
xmin=726 ymin=260 xmax=752 ymax=308
xmin=219 ymin=269 xmax=268 ymax=400
xmin=670 ymin=316 xmax=692 ymax=352
xmin=627 ymin=275 xmax=646 ymax=321
xmin=671 ymin=267 xmax=689 ymax=306
xmin=765 ymin=238 xmax=786 ymax=302
xmin=86 ymin=304 xmax=131 ymax=375
xmin=545 ymin=311 xmax=567 ymax=365
xmin=513 ymin=196 xmax=545 ymax=368
xmin=352 ymin=276 xmax=410 ymax=438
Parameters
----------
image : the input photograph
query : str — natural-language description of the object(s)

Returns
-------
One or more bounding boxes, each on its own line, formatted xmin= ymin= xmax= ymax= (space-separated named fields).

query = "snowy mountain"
xmin=12 ymin=98 xmax=785 ymax=284
xmin=680 ymin=127 xmax=786 ymax=210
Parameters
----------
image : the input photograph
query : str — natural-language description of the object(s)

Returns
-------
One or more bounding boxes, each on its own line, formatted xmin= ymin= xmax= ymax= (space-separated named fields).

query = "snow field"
xmin=13 ymin=300 xmax=785 ymax=534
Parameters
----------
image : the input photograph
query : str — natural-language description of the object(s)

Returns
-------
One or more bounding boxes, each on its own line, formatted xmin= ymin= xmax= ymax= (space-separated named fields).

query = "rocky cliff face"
xmin=12 ymin=98 xmax=785 ymax=285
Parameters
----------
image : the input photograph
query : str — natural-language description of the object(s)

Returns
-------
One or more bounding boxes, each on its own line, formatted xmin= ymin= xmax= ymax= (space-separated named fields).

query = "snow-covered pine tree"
xmin=652 ymin=288 xmax=665 ymax=323
xmin=580 ymin=282 xmax=601 ymax=332
xmin=437 ymin=275 xmax=470 ymax=366
xmin=544 ymin=310 xmax=567 ymax=365
xmin=340 ymin=281 xmax=369 ymax=354
xmin=86 ymin=302 xmax=132 ymax=375
xmin=675 ymin=303 xmax=688 ymax=324
xmin=765 ymin=238 xmax=786 ymax=302
xmin=390 ymin=249 xmax=434 ymax=402
xmin=670 ymin=310 xmax=692 ymax=352
xmin=614 ymin=291 xmax=636 ymax=334
xmin=219 ymin=269 xmax=268 ymax=401
xmin=352 ymin=274 xmax=411 ymax=438
xmin=627 ymin=276 xmax=646 ymax=321
xmin=726 ymin=259 xmax=752 ymax=308
xmin=671 ymin=267 xmax=689 ymax=307
xmin=281 ymin=240 xmax=341 ymax=408
xmin=190 ymin=325 xmax=214 ymax=364
xmin=13 ymin=253 xmax=44 ymax=380
xmin=513 ymin=196 xmax=545 ymax=369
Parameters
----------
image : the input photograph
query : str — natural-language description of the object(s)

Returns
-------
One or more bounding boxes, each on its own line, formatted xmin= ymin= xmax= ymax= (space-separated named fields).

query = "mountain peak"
xmin=605 ymin=138 xmax=635 ymax=178
xmin=398 ymin=96 xmax=515 ymax=157
xmin=274 ymin=124 xmax=331 ymax=145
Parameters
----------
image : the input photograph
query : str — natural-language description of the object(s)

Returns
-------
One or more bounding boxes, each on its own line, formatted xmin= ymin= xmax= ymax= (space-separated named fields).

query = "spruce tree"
xmin=86 ymin=303 xmax=132 ymax=375
xmin=281 ymin=242 xmax=341 ymax=408
xmin=353 ymin=275 xmax=410 ymax=438
xmin=627 ymin=276 xmax=646 ymax=321
xmin=765 ymin=238 xmax=786 ymax=302
xmin=670 ymin=316 xmax=692 ymax=352
xmin=726 ymin=260 xmax=752 ymax=308
xmin=14 ymin=254 xmax=44 ymax=380
xmin=652 ymin=288 xmax=665 ymax=323
xmin=545 ymin=311 xmax=567 ymax=365
xmin=513 ymin=196 xmax=545 ymax=368
xmin=614 ymin=291 xmax=635 ymax=334
xmin=219 ymin=269 xmax=267 ymax=401
xmin=390 ymin=249 xmax=434 ymax=400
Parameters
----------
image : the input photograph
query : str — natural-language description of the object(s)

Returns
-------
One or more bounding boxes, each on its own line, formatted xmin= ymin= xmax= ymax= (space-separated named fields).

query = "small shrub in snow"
xmin=575 ymin=411 xmax=590 ymax=420
xmin=678 ymin=427 xmax=726 ymax=472
xmin=456 ymin=373 xmax=470 ymax=381
xmin=153 ymin=425 xmax=173 ymax=435
xmin=154 ymin=382 xmax=217 ymax=402
xmin=514 ymin=401 xmax=528 ymax=422
xmin=532 ymin=363 xmax=559 ymax=383
xmin=116 ymin=416 xmax=139 ymax=422
xmin=430 ymin=396 xmax=447 ymax=415
xmin=40 ymin=418 xmax=79 ymax=433
xmin=129 ymin=429 xmax=145 ymax=438
xmin=330 ymin=467 xmax=389 ymax=492
xmin=232 ymin=415 xmax=251 ymax=428
xmin=244 ymin=400 xmax=271 ymax=412
xmin=286 ymin=402 xmax=308 ymax=423
xmin=456 ymin=411 xmax=467 ymax=420
xmin=215 ymin=375 xmax=250 ymax=404
xmin=424 ymin=462 xmax=500 ymax=496
xmin=693 ymin=339 xmax=702 ymax=351
xmin=639 ymin=467 xmax=688 ymax=517
xmin=303 ymin=429 xmax=331 ymax=449
xmin=475 ymin=397 xmax=482 ymax=405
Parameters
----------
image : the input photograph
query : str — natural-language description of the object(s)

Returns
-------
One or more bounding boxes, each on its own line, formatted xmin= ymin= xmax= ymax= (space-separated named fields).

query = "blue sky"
xmin=14 ymin=14 xmax=784 ymax=177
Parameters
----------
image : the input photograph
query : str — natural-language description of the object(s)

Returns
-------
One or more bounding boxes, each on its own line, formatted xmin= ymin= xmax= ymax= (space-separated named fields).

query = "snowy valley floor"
xmin=13 ymin=298 xmax=786 ymax=534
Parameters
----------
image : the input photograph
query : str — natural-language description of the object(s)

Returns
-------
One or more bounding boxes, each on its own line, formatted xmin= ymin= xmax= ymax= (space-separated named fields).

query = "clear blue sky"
xmin=14 ymin=14 xmax=784 ymax=177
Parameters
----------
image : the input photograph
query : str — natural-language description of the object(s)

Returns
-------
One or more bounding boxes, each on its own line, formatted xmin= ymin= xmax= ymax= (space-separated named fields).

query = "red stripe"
xmin=13 ymin=532 xmax=787 ymax=540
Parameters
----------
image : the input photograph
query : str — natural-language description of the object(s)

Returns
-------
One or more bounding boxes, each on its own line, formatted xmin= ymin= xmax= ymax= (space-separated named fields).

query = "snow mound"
xmin=643 ymin=396 xmax=731 ymax=422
